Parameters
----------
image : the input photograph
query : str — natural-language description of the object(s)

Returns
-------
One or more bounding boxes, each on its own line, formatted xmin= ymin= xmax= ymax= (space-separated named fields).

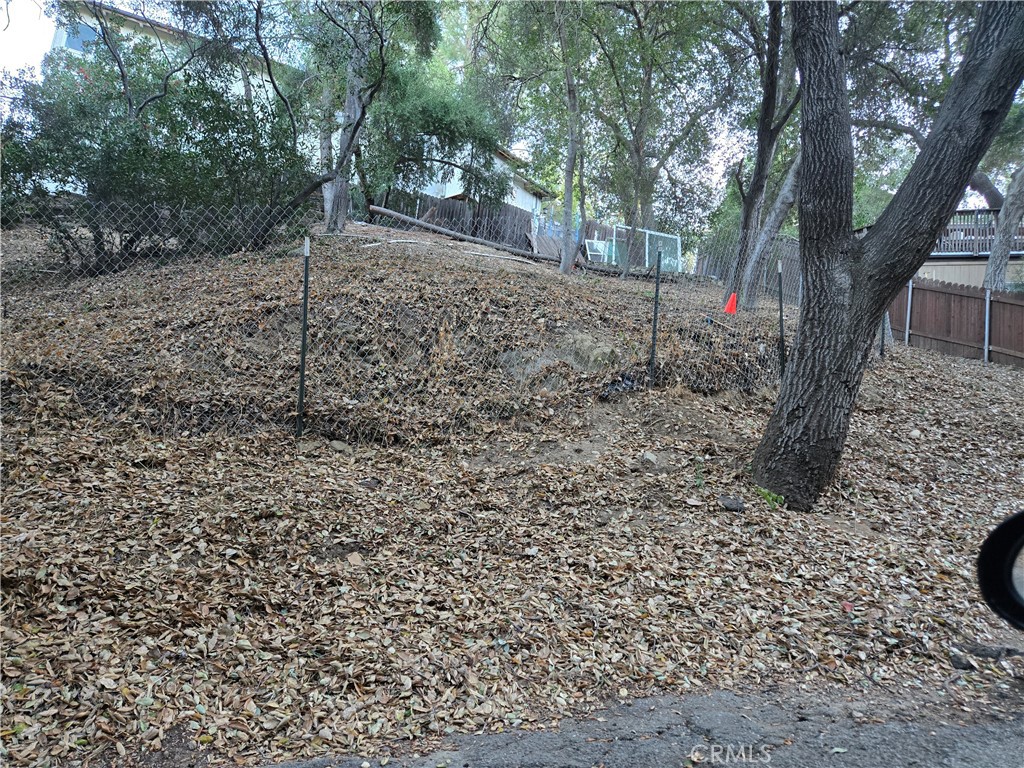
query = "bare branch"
xmin=252 ymin=0 xmax=297 ymax=151
xmin=84 ymin=1 xmax=134 ymax=117
xmin=852 ymin=117 xmax=926 ymax=146
xmin=136 ymin=41 xmax=214 ymax=116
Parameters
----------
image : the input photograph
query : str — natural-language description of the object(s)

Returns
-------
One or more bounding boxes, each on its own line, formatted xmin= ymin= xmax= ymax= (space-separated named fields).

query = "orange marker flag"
xmin=724 ymin=292 xmax=737 ymax=314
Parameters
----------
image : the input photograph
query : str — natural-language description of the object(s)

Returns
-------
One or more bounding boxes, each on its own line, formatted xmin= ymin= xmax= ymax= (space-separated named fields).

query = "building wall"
xmin=417 ymin=160 xmax=545 ymax=215
xmin=917 ymin=258 xmax=1024 ymax=287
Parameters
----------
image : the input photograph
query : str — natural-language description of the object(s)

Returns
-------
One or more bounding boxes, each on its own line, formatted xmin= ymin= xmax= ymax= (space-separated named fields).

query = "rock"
xmin=718 ymin=495 xmax=746 ymax=513
xmin=564 ymin=332 xmax=620 ymax=371
xmin=358 ymin=478 xmax=381 ymax=490
xmin=949 ymin=651 xmax=976 ymax=670
xmin=329 ymin=440 xmax=351 ymax=453
xmin=641 ymin=451 xmax=658 ymax=467
xmin=909 ymin=429 xmax=922 ymax=440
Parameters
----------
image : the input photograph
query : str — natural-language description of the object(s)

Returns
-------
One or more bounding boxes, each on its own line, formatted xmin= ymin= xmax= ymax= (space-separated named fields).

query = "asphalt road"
xmin=270 ymin=688 xmax=1024 ymax=768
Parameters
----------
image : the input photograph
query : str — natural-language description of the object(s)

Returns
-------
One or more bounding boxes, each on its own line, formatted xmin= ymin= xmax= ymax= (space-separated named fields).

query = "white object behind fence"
xmin=609 ymin=225 xmax=687 ymax=273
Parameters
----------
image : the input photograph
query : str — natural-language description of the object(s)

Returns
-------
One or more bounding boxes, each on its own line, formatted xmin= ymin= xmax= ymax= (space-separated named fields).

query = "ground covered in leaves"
xmin=2 ymin=224 xmax=1023 ymax=766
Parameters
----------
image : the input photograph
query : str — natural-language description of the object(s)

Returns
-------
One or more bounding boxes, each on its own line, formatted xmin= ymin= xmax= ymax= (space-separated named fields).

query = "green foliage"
xmin=3 ymin=22 xmax=312 ymax=209
xmin=755 ymin=486 xmax=784 ymax=509
xmin=359 ymin=58 xmax=509 ymax=205
xmin=0 ymin=116 xmax=38 ymax=226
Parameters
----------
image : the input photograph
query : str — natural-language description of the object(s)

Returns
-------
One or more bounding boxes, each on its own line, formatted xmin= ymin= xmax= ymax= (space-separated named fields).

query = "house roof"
xmin=495 ymin=147 xmax=554 ymax=201
xmin=65 ymin=1 xmax=297 ymax=76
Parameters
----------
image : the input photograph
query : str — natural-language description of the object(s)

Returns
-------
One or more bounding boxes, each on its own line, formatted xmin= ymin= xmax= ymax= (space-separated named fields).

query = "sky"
xmin=0 ymin=0 xmax=57 ymax=76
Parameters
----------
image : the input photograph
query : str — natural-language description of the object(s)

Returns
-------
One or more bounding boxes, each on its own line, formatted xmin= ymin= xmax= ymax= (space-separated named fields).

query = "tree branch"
xmin=852 ymin=117 xmax=926 ymax=146
xmin=84 ymin=1 xmax=134 ymax=118
xmin=136 ymin=41 xmax=214 ymax=116
xmin=253 ymin=0 xmax=297 ymax=152
xmin=864 ymin=2 xmax=1024 ymax=282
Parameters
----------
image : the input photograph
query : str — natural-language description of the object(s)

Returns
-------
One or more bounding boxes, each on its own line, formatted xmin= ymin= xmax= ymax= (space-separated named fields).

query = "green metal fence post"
xmin=295 ymin=236 xmax=311 ymax=437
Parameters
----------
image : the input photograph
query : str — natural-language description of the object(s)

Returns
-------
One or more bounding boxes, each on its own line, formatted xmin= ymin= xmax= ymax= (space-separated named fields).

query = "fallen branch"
xmin=368 ymin=205 xmax=553 ymax=263
xmin=367 ymin=205 xmax=680 ymax=282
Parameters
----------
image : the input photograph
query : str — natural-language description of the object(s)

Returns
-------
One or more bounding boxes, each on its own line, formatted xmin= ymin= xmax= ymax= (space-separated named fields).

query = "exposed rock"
xmin=718 ymin=495 xmax=746 ymax=513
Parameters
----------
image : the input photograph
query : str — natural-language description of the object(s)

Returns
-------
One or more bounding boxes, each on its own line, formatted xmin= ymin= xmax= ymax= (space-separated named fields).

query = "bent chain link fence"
xmin=3 ymin=197 xmax=801 ymax=443
xmin=2 ymin=199 xmax=314 ymax=438
xmin=648 ymin=227 xmax=802 ymax=395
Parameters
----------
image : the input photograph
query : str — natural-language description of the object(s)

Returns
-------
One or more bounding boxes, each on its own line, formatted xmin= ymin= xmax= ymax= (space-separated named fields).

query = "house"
xmin=855 ymin=209 xmax=1024 ymax=287
xmin=420 ymin=146 xmax=554 ymax=216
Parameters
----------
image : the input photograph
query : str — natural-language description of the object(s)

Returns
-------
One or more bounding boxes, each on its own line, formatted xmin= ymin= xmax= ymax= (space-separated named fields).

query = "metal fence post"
xmin=777 ymin=258 xmax=786 ymax=375
xmin=904 ymin=279 xmax=913 ymax=345
xmin=295 ymin=236 xmax=311 ymax=438
xmin=648 ymin=249 xmax=663 ymax=387
xmin=983 ymin=287 xmax=992 ymax=364
xmin=645 ymin=230 xmax=651 ymax=269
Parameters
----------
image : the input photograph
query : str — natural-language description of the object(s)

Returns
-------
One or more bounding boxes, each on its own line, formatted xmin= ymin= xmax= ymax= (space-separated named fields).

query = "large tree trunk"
xmin=325 ymin=75 xmax=364 ymax=232
xmin=325 ymin=12 xmax=372 ymax=233
xmin=320 ymin=83 xmax=336 ymax=222
xmin=751 ymin=0 xmax=1024 ymax=512
xmin=984 ymin=165 xmax=1024 ymax=290
xmin=971 ymin=170 xmax=1006 ymax=210
xmin=576 ymin=145 xmax=589 ymax=257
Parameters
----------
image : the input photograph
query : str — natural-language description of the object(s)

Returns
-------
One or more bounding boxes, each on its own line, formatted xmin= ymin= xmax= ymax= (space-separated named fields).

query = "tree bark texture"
xmin=326 ymin=60 xmax=365 ymax=232
xmin=576 ymin=146 xmax=589 ymax=257
xmin=740 ymin=149 xmax=801 ymax=308
xmin=984 ymin=166 xmax=1024 ymax=290
xmin=320 ymin=83 xmax=336 ymax=222
xmin=971 ymin=170 xmax=1006 ymax=210
xmin=751 ymin=1 xmax=1024 ymax=512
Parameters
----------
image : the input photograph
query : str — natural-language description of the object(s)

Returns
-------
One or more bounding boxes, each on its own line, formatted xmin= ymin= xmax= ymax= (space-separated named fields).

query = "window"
xmin=65 ymin=23 xmax=98 ymax=53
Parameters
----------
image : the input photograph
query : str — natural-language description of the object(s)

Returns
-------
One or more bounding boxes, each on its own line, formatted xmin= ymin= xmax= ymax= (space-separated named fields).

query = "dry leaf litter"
xmin=2 ymin=224 xmax=1022 ymax=766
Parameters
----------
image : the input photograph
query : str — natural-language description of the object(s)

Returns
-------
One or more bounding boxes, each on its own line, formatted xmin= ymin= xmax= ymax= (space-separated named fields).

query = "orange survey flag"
xmin=724 ymin=293 xmax=737 ymax=314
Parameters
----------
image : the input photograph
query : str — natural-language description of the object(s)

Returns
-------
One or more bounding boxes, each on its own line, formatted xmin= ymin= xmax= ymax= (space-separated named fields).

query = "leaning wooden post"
xmin=295 ymin=236 xmax=311 ymax=437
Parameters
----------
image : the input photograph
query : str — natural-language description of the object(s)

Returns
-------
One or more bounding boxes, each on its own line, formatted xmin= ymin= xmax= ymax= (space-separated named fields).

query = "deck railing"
xmin=933 ymin=209 xmax=1024 ymax=257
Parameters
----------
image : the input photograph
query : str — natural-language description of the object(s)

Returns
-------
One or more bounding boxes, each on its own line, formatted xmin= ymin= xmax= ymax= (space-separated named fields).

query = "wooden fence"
xmin=370 ymin=189 xmax=534 ymax=251
xmin=888 ymin=277 xmax=1024 ymax=368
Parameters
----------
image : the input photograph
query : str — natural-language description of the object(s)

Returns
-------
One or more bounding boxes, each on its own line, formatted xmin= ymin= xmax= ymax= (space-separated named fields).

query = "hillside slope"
xmin=2 ymin=224 xmax=1022 ymax=766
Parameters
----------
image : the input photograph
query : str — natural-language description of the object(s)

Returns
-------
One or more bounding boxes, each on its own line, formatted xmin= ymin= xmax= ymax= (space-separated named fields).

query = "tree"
xmin=4 ymin=2 xmax=310 ymax=209
xmin=985 ymin=165 xmax=1024 ymax=290
xmin=844 ymin=0 xmax=1024 ymax=279
xmin=720 ymin=1 xmax=800 ymax=306
xmin=484 ymin=1 xmax=592 ymax=273
xmin=583 ymin=2 xmax=740 ymax=277
xmin=355 ymin=56 xmax=509 ymax=210
xmin=284 ymin=1 xmax=441 ymax=232
xmin=751 ymin=1 xmax=1024 ymax=511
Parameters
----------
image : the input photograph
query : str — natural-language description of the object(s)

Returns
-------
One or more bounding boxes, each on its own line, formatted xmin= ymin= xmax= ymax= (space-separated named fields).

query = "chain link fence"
xmin=3 ymin=197 xmax=802 ymax=444
xmin=2 ymin=199 xmax=314 ymax=438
